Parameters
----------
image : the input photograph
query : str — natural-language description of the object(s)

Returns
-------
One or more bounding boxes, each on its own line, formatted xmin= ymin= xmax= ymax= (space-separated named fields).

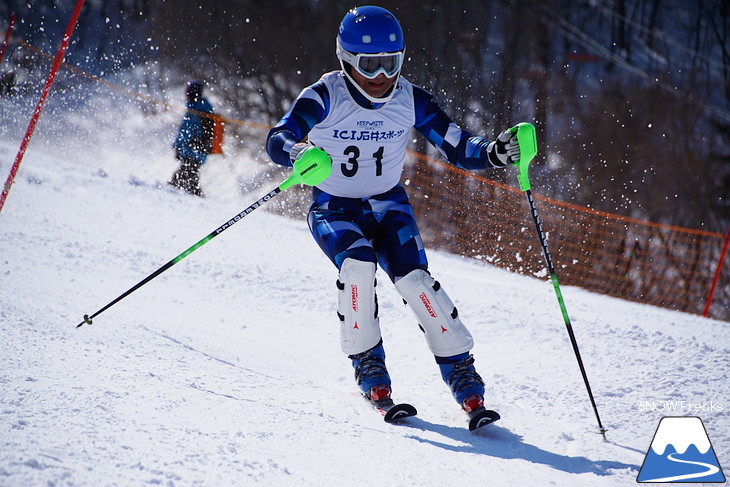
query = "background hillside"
xmin=1 ymin=0 xmax=728 ymax=229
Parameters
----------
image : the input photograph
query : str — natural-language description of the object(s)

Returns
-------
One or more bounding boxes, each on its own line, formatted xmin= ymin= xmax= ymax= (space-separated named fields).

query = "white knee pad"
xmin=395 ymin=269 xmax=474 ymax=357
xmin=337 ymin=259 xmax=382 ymax=355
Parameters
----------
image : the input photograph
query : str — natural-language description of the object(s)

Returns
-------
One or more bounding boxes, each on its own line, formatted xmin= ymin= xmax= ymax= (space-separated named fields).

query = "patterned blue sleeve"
xmin=266 ymin=80 xmax=330 ymax=167
xmin=412 ymin=86 xmax=493 ymax=170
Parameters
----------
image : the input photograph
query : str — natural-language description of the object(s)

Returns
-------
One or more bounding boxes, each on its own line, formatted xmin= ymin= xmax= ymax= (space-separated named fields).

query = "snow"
xmin=1 ymin=118 xmax=728 ymax=486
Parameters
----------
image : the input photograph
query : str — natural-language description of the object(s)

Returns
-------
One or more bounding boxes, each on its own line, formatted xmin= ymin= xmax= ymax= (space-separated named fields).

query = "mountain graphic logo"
xmin=637 ymin=416 xmax=726 ymax=483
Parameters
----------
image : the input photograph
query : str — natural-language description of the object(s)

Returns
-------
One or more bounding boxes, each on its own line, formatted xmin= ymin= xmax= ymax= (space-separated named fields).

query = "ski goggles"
xmin=339 ymin=49 xmax=404 ymax=79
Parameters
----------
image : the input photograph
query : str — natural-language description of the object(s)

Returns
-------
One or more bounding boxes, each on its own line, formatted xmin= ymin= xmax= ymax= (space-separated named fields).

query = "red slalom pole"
xmin=0 ymin=0 xmax=85 ymax=215
xmin=0 ymin=12 xmax=16 ymax=66
xmin=703 ymin=226 xmax=730 ymax=318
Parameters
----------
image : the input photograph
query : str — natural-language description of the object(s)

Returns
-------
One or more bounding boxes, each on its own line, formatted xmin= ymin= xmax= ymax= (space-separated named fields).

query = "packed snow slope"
xmin=0 ymin=140 xmax=728 ymax=487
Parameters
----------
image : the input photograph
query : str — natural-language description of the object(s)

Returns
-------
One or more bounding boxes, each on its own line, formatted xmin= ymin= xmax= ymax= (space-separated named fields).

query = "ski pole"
xmin=76 ymin=147 xmax=332 ymax=329
xmin=511 ymin=122 xmax=607 ymax=439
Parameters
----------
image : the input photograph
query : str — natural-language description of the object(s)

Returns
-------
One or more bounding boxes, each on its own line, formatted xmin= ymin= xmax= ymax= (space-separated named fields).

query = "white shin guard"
xmin=395 ymin=269 xmax=474 ymax=357
xmin=337 ymin=259 xmax=382 ymax=355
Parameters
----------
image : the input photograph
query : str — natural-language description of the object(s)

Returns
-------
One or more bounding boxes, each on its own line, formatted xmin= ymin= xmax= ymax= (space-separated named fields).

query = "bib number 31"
xmin=342 ymin=145 xmax=384 ymax=177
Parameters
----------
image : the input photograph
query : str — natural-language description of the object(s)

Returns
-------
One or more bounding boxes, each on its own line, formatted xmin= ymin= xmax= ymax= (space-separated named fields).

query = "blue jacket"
xmin=173 ymin=97 xmax=214 ymax=165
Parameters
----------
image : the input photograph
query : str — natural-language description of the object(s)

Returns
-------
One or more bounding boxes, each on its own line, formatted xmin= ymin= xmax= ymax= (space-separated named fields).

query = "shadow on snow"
xmin=402 ymin=418 xmax=638 ymax=477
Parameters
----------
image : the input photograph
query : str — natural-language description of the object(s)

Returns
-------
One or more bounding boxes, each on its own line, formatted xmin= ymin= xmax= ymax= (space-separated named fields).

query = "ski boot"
xmin=350 ymin=342 xmax=417 ymax=422
xmin=349 ymin=339 xmax=391 ymax=400
xmin=437 ymin=352 xmax=500 ymax=430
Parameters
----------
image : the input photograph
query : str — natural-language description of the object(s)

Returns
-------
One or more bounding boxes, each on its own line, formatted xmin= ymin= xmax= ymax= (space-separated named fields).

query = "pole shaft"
xmin=525 ymin=190 xmax=606 ymax=436
xmin=77 ymin=187 xmax=281 ymax=328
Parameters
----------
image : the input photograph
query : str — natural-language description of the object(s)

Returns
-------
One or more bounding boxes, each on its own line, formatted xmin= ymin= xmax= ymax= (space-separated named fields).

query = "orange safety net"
xmin=403 ymin=151 xmax=729 ymax=322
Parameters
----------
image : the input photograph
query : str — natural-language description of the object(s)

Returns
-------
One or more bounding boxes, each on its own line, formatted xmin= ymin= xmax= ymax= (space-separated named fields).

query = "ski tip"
xmin=468 ymin=409 xmax=500 ymax=431
xmin=384 ymin=403 xmax=417 ymax=423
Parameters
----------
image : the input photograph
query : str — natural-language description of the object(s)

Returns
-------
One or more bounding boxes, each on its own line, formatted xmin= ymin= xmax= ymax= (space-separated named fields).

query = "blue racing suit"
xmin=266 ymin=71 xmax=499 ymax=282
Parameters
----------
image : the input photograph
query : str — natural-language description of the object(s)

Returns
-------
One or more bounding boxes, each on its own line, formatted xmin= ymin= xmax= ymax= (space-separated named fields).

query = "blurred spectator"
xmin=169 ymin=80 xmax=214 ymax=196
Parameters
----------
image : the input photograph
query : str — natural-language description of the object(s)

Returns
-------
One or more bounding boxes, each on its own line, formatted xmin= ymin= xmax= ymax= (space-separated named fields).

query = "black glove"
xmin=289 ymin=142 xmax=314 ymax=165
xmin=487 ymin=129 xmax=521 ymax=167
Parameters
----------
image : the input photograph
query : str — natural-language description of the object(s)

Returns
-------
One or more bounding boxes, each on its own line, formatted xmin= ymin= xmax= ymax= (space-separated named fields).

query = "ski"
xmin=467 ymin=407 xmax=500 ymax=431
xmin=367 ymin=396 xmax=417 ymax=423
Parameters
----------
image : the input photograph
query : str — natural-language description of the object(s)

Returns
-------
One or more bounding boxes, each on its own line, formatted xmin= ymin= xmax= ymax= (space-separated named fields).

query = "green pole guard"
xmin=510 ymin=122 xmax=538 ymax=192
xmin=279 ymin=146 xmax=333 ymax=192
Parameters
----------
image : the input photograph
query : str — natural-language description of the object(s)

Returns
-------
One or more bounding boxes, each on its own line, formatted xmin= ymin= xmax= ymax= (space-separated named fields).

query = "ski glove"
xmin=289 ymin=141 xmax=314 ymax=165
xmin=487 ymin=130 xmax=521 ymax=167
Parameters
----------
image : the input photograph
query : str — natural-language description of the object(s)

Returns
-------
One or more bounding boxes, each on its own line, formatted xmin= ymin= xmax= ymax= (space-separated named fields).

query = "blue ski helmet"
xmin=336 ymin=6 xmax=405 ymax=103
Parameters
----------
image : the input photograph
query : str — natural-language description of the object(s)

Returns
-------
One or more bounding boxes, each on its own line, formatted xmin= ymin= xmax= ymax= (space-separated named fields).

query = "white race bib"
xmin=307 ymin=72 xmax=415 ymax=197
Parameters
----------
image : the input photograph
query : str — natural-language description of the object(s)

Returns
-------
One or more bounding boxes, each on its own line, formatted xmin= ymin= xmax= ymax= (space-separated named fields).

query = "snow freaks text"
xmin=639 ymin=401 xmax=724 ymax=413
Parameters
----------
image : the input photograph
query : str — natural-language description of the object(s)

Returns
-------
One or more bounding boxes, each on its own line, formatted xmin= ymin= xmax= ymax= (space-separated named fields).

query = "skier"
xmin=266 ymin=5 xmax=521 ymax=422
xmin=170 ymin=80 xmax=215 ymax=197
